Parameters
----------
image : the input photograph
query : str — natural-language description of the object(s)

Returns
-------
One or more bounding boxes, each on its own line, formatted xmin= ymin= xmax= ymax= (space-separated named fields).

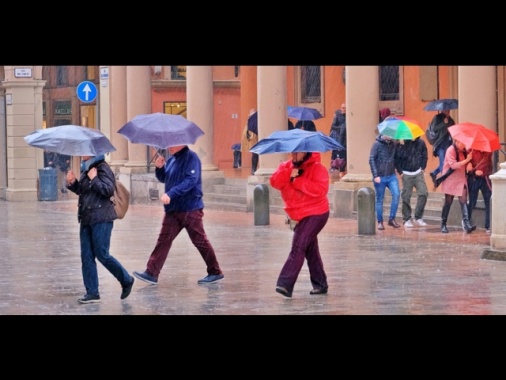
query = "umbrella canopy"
xmin=377 ymin=116 xmax=425 ymax=140
xmin=247 ymin=111 xmax=258 ymax=135
xmin=448 ymin=122 xmax=501 ymax=152
xmin=249 ymin=129 xmax=344 ymax=154
xmin=24 ymin=125 xmax=116 ymax=156
xmin=423 ymin=98 xmax=459 ymax=111
xmin=287 ymin=106 xmax=323 ymax=120
xmin=118 ymin=112 xmax=204 ymax=149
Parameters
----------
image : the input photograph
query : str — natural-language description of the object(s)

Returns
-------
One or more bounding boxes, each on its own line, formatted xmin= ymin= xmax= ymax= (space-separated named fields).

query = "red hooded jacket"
xmin=270 ymin=152 xmax=329 ymax=221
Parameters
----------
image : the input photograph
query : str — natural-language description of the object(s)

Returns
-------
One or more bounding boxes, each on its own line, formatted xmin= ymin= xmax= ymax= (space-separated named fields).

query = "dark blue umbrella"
xmin=247 ymin=111 xmax=258 ymax=135
xmin=249 ymin=129 xmax=344 ymax=154
xmin=24 ymin=125 xmax=116 ymax=156
xmin=118 ymin=112 xmax=204 ymax=149
xmin=423 ymin=98 xmax=458 ymax=111
xmin=287 ymin=106 xmax=323 ymax=120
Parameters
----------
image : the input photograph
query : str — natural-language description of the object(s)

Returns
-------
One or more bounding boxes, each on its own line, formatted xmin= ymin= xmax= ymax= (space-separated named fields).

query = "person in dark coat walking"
xmin=369 ymin=134 xmax=401 ymax=230
xmin=66 ymin=155 xmax=135 ymax=303
xmin=329 ymin=103 xmax=347 ymax=176
xmin=429 ymin=110 xmax=455 ymax=186
xmin=466 ymin=149 xmax=493 ymax=233
xmin=394 ymin=137 xmax=429 ymax=228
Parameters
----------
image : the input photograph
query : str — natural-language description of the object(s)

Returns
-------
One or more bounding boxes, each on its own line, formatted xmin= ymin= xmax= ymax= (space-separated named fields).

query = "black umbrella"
xmin=423 ymin=98 xmax=458 ymax=111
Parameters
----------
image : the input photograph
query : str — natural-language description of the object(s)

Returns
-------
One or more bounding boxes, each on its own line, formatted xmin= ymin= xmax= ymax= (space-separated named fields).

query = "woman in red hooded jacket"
xmin=270 ymin=151 xmax=330 ymax=298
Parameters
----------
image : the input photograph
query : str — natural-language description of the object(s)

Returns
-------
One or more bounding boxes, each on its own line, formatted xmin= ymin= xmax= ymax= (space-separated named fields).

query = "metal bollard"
xmin=357 ymin=187 xmax=375 ymax=235
xmin=253 ymin=184 xmax=270 ymax=226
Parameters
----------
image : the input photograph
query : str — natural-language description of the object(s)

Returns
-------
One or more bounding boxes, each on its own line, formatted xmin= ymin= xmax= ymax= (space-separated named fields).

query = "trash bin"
xmin=38 ymin=168 xmax=58 ymax=201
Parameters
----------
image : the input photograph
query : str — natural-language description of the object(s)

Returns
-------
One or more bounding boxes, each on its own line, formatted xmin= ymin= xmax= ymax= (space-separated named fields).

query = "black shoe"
xmin=310 ymin=287 xmax=328 ymax=295
xmin=121 ymin=277 xmax=135 ymax=300
xmin=77 ymin=294 xmax=101 ymax=304
xmin=388 ymin=219 xmax=401 ymax=228
xmin=275 ymin=286 xmax=292 ymax=298
xmin=441 ymin=224 xmax=449 ymax=233
xmin=377 ymin=222 xmax=385 ymax=230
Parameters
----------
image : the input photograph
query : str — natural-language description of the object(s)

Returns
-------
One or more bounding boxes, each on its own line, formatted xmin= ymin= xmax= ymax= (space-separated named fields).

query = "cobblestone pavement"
xmin=0 ymin=199 xmax=504 ymax=315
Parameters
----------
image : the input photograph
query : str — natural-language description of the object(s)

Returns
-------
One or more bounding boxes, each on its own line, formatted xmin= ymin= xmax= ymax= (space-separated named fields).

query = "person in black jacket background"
xmin=369 ymin=134 xmax=401 ymax=230
xmin=394 ymin=137 xmax=429 ymax=228
xmin=428 ymin=110 xmax=454 ymax=186
xmin=67 ymin=155 xmax=134 ymax=304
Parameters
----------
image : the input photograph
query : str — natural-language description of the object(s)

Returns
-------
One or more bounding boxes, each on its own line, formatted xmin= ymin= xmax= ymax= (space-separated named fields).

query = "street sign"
xmin=76 ymin=81 xmax=98 ymax=103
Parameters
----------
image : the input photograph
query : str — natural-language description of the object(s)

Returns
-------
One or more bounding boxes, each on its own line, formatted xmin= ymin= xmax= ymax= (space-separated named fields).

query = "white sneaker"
xmin=486 ymin=229 xmax=491 ymax=234
xmin=415 ymin=219 xmax=427 ymax=227
xmin=404 ymin=219 xmax=414 ymax=228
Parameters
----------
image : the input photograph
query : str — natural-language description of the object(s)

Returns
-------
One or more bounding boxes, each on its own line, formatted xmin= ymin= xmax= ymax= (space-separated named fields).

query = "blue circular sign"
xmin=76 ymin=81 xmax=98 ymax=103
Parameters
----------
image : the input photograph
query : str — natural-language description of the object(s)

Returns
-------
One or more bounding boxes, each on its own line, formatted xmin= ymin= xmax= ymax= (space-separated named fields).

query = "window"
xmin=56 ymin=66 xmax=68 ymax=86
xmin=170 ymin=66 xmax=187 ymax=80
xmin=379 ymin=66 xmax=404 ymax=114
xmin=163 ymin=101 xmax=187 ymax=117
xmin=296 ymin=66 xmax=324 ymax=112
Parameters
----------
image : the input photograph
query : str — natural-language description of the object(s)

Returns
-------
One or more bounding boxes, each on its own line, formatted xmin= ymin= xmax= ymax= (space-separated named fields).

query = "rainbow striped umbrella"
xmin=377 ymin=116 xmax=424 ymax=140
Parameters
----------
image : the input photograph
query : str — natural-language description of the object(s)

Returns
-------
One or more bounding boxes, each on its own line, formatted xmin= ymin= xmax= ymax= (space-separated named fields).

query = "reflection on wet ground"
xmin=0 ymin=199 xmax=503 ymax=315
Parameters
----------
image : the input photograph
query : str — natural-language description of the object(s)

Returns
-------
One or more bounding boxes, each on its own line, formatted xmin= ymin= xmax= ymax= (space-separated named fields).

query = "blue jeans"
xmin=467 ymin=175 xmax=492 ymax=229
xmin=80 ymin=221 xmax=132 ymax=296
xmin=431 ymin=145 xmax=447 ymax=178
xmin=373 ymin=174 xmax=400 ymax=222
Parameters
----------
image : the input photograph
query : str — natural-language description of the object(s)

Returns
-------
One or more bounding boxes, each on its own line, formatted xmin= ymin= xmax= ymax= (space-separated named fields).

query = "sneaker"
xmin=404 ymin=219 xmax=414 ymax=228
xmin=121 ymin=277 xmax=135 ymax=300
xmin=486 ymin=229 xmax=491 ymax=234
xmin=133 ymin=271 xmax=158 ymax=285
xmin=415 ymin=219 xmax=427 ymax=227
xmin=197 ymin=274 xmax=224 ymax=284
xmin=77 ymin=294 xmax=101 ymax=304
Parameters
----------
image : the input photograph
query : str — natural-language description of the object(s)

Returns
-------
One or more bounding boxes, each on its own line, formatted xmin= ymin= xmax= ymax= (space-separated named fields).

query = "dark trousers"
xmin=467 ymin=175 xmax=491 ymax=229
xmin=401 ymin=171 xmax=428 ymax=221
xmin=80 ymin=221 xmax=132 ymax=296
xmin=276 ymin=211 xmax=329 ymax=293
xmin=146 ymin=209 xmax=222 ymax=278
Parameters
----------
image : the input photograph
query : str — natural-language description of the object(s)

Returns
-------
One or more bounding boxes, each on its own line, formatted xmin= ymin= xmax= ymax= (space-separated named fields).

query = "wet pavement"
xmin=0 ymin=199 xmax=504 ymax=315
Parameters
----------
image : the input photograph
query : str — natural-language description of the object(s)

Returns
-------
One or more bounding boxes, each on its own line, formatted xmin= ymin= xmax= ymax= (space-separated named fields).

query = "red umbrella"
xmin=448 ymin=122 xmax=501 ymax=152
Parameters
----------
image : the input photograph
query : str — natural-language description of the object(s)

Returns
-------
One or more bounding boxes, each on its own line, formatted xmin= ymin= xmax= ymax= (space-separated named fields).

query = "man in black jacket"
xmin=395 ymin=137 xmax=429 ymax=228
xmin=428 ymin=110 xmax=454 ymax=186
xmin=369 ymin=134 xmax=401 ymax=230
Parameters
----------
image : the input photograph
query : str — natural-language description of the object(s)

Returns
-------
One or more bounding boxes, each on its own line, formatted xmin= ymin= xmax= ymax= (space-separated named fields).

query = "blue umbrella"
xmin=287 ymin=106 xmax=323 ymax=120
xmin=423 ymin=98 xmax=458 ymax=111
xmin=249 ymin=129 xmax=344 ymax=154
xmin=24 ymin=125 xmax=116 ymax=156
xmin=118 ymin=112 xmax=204 ymax=149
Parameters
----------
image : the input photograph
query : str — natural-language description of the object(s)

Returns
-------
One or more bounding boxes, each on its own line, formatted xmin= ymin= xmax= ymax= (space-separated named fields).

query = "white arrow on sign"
xmin=82 ymin=83 xmax=92 ymax=101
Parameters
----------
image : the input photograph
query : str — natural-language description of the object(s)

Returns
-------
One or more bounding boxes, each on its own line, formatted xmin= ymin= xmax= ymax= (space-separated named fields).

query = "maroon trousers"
xmin=146 ymin=209 xmax=222 ymax=278
xmin=276 ymin=211 xmax=329 ymax=293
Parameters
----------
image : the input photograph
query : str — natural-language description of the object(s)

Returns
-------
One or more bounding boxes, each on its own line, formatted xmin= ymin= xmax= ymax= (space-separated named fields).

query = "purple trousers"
xmin=276 ymin=211 xmax=329 ymax=293
xmin=146 ymin=209 xmax=222 ymax=278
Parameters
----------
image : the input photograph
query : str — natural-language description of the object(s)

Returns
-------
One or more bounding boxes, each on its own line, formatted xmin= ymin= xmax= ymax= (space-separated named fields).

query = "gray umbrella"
xmin=118 ymin=112 xmax=204 ymax=149
xmin=24 ymin=125 xmax=116 ymax=156
xmin=423 ymin=98 xmax=458 ymax=111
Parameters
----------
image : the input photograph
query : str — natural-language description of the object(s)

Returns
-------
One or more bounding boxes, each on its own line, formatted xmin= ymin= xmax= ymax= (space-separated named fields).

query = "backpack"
xmin=112 ymin=179 xmax=130 ymax=219
xmin=426 ymin=118 xmax=437 ymax=145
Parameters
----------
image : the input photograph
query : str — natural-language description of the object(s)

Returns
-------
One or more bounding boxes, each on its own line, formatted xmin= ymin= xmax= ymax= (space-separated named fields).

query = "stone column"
xmin=0 ymin=73 xmax=6 ymax=199
xmin=256 ymin=65 xmax=287 ymax=175
xmin=0 ymin=66 xmax=46 ymax=201
xmin=458 ymin=66 xmax=496 ymax=128
xmin=124 ymin=65 xmax=151 ymax=172
xmin=187 ymin=66 xmax=218 ymax=171
xmin=485 ymin=162 xmax=506 ymax=255
xmin=331 ymin=66 xmax=378 ymax=218
xmin=108 ymin=66 xmax=128 ymax=167
xmin=240 ymin=66 xmax=257 ymax=174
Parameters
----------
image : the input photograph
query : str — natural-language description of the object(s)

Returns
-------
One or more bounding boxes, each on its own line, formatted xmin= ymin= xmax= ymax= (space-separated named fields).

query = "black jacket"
xmin=329 ymin=110 xmax=346 ymax=150
xmin=431 ymin=113 xmax=454 ymax=153
xmin=394 ymin=137 xmax=428 ymax=174
xmin=369 ymin=135 xmax=397 ymax=178
xmin=68 ymin=159 xmax=117 ymax=225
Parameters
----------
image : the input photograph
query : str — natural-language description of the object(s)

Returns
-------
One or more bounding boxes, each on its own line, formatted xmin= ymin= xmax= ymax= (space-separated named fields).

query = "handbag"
xmin=111 ymin=180 xmax=130 ymax=219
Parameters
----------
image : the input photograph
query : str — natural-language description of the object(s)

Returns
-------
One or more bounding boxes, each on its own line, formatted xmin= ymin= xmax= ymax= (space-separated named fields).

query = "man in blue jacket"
xmin=133 ymin=145 xmax=224 ymax=285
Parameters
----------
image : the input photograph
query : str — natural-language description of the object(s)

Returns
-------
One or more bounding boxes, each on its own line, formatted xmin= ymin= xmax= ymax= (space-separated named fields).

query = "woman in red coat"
xmin=440 ymin=139 xmax=476 ymax=233
xmin=270 ymin=151 xmax=330 ymax=298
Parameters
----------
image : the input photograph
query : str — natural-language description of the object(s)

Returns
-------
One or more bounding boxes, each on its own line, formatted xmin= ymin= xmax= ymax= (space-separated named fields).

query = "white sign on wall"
xmin=14 ymin=68 xmax=32 ymax=78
